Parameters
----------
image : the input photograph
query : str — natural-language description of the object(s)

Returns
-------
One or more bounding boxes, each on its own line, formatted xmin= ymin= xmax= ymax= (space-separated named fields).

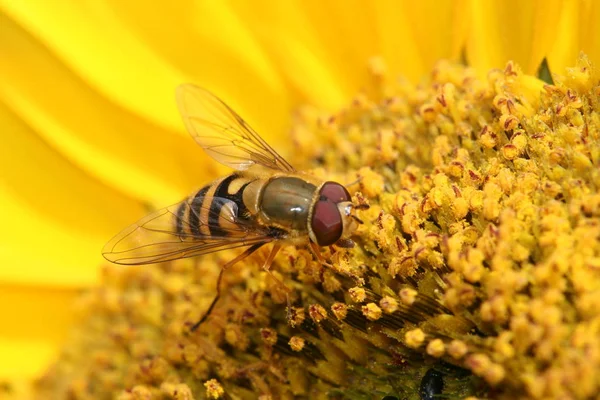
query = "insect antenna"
xmin=350 ymin=215 xmax=364 ymax=224
xmin=344 ymin=176 xmax=363 ymax=187
xmin=190 ymin=243 xmax=265 ymax=331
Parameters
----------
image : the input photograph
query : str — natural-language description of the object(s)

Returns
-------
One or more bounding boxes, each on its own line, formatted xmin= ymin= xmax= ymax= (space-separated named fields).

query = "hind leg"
xmin=190 ymin=243 xmax=264 ymax=331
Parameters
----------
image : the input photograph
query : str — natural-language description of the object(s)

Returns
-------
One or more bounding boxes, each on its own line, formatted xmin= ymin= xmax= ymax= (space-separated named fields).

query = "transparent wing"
xmin=102 ymin=197 xmax=276 ymax=265
xmin=176 ymin=84 xmax=295 ymax=172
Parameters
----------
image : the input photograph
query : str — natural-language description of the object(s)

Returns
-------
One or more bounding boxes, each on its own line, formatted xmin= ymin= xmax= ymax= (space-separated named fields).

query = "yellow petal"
xmin=531 ymin=0 xmax=598 ymax=75
xmin=98 ymin=1 xmax=293 ymax=150
xmin=0 ymin=13 xmax=217 ymax=206
xmin=229 ymin=0 xmax=348 ymax=108
xmin=581 ymin=0 xmax=600 ymax=68
xmin=300 ymin=0 xmax=466 ymax=87
xmin=374 ymin=0 xmax=467 ymax=83
xmin=0 ymin=101 xmax=143 ymax=286
xmin=0 ymin=285 xmax=78 ymax=380
xmin=0 ymin=1 xmax=185 ymax=133
xmin=466 ymin=0 xmax=538 ymax=74
xmin=400 ymin=0 xmax=468 ymax=73
xmin=372 ymin=1 xmax=425 ymax=83
xmin=292 ymin=0 xmax=380 ymax=97
xmin=0 ymin=2 xmax=293 ymax=155
xmin=467 ymin=0 xmax=598 ymax=76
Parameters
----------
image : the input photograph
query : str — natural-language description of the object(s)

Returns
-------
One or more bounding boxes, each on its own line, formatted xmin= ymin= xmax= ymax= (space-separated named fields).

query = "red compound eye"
xmin=320 ymin=182 xmax=351 ymax=203
xmin=311 ymin=200 xmax=343 ymax=246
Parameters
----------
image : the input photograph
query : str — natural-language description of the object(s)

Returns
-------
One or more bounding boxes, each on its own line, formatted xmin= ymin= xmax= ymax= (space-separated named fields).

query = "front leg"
xmin=308 ymin=241 xmax=333 ymax=268
xmin=261 ymin=244 xmax=292 ymax=322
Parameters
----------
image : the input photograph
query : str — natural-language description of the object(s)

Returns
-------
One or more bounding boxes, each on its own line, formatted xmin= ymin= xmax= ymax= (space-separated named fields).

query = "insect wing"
xmin=176 ymin=84 xmax=295 ymax=172
xmin=102 ymin=197 xmax=273 ymax=265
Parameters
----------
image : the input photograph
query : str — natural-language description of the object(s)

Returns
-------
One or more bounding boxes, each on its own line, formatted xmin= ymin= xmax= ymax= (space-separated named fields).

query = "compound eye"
xmin=311 ymin=200 xmax=343 ymax=246
xmin=320 ymin=182 xmax=351 ymax=203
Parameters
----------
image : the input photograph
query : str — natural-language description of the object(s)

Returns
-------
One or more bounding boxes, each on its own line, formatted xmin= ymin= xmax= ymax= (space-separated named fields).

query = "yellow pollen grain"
xmin=289 ymin=307 xmax=306 ymax=328
xmin=361 ymin=303 xmax=382 ymax=321
xmin=447 ymin=161 xmax=464 ymax=178
xmin=204 ymin=379 xmax=225 ymax=399
xmin=358 ymin=167 xmax=384 ymax=198
xmin=420 ymin=103 xmax=437 ymax=122
xmin=512 ymin=133 xmax=527 ymax=151
xmin=378 ymin=129 xmax=399 ymax=163
xmin=331 ymin=302 xmax=348 ymax=320
xmin=480 ymin=297 xmax=509 ymax=324
xmin=452 ymin=196 xmax=469 ymax=219
xmin=399 ymin=288 xmax=417 ymax=305
xmin=465 ymin=353 xmax=492 ymax=376
xmin=502 ymin=144 xmax=520 ymax=160
xmin=480 ymin=127 xmax=498 ymax=149
xmin=260 ymin=328 xmax=278 ymax=346
xmin=499 ymin=114 xmax=519 ymax=131
xmin=379 ymin=296 xmax=398 ymax=313
xmin=448 ymin=340 xmax=468 ymax=359
xmin=484 ymin=363 xmax=506 ymax=386
xmin=289 ymin=336 xmax=306 ymax=352
xmin=426 ymin=339 xmax=446 ymax=358
xmin=160 ymin=383 xmax=193 ymax=399
xmin=309 ymin=304 xmax=328 ymax=323
xmin=348 ymin=287 xmax=367 ymax=303
xmin=405 ymin=328 xmax=425 ymax=348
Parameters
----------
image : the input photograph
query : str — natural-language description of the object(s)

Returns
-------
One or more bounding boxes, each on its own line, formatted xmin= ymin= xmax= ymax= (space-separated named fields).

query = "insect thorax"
xmin=259 ymin=177 xmax=317 ymax=232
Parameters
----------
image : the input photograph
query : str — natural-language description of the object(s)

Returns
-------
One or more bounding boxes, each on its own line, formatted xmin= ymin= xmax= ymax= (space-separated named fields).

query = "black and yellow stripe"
xmin=178 ymin=174 xmax=257 ymax=239
xmin=213 ymin=174 xmax=257 ymax=236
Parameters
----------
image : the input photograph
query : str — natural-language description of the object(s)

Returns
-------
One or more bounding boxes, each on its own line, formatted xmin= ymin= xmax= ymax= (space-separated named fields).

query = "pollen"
xmin=465 ymin=353 xmax=492 ymax=377
xmin=308 ymin=304 xmax=328 ymax=323
xmin=331 ymin=302 xmax=348 ymax=320
xmin=288 ymin=336 xmax=305 ymax=352
xmin=288 ymin=306 xmax=306 ymax=327
xmin=361 ymin=302 xmax=382 ymax=321
xmin=260 ymin=328 xmax=278 ymax=346
xmin=161 ymin=383 xmax=194 ymax=400
xmin=348 ymin=286 xmax=366 ymax=303
xmin=405 ymin=328 xmax=425 ymax=348
xmin=357 ymin=167 xmax=385 ymax=198
xmin=33 ymin=55 xmax=600 ymax=400
xmin=379 ymin=296 xmax=398 ymax=313
xmin=448 ymin=339 xmax=468 ymax=359
xmin=426 ymin=339 xmax=445 ymax=358
xmin=399 ymin=288 xmax=417 ymax=305
xmin=204 ymin=379 xmax=225 ymax=399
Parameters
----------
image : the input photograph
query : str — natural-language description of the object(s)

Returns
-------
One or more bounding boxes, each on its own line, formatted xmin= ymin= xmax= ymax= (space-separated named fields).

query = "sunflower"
xmin=0 ymin=1 xmax=599 ymax=398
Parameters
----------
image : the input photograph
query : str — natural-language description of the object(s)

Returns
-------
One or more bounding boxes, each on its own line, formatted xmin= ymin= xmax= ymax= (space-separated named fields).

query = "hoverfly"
xmin=103 ymin=84 xmax=367 ymax=330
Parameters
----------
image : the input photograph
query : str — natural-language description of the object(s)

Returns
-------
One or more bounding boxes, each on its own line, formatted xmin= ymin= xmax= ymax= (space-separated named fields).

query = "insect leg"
xmin=261 ymin=244 xmax=281 ymax=272
xmin=309 ymin=241 xmax=333 ymax=268
xmin=261 ymin=244 xmax=293 ymax=321
xmin=261 ymin=244 xmax=290 ymax=293
xmin=190 ymin=243 xmax=264 ymax=332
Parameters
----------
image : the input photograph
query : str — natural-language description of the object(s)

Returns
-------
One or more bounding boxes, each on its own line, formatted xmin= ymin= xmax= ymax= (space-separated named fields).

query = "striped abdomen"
xmin=176 ymin=174 xmax=319 ymax=239
xmin=176 ymin=174 xmax=257 ymax=239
